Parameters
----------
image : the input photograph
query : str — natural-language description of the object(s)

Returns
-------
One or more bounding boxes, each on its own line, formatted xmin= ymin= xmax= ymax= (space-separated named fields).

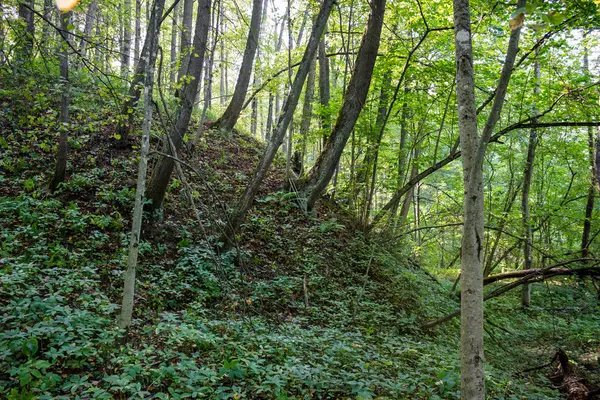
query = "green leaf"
xmin=22 ymin=337 xmax=39 ymax=358
xmin=546 ymin=11 xmax=564 ymax=25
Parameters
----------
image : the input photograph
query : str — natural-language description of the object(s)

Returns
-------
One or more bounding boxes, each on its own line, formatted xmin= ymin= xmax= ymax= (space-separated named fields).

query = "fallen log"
xmin=422 ymin=258 xmax=600 ymax=329
xmin=484 ymin=265 xmax=600 ymax=285
xmin=548 ymin=349 xmax=597 ymax=400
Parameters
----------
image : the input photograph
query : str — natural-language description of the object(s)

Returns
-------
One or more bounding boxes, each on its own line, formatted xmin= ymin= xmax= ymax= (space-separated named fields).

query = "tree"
xmin=118 ymin=0 xmax=162 ymax=332
xmin=178 ymin=0 xmax=194 ymax=81
xmin=146 ymin=0 xmax=210 ymax=212
xmin=49 ymin=11 xmax=71 ymax=193
xmin=296 ymin=0 xmax=387 ymax=211
xmin=453 ymin=0 xmax=525 ymax=397
xmin=114 ymin=0 xmax=168 ymax=144
xmin=212 ymin=0 xmax=263 ymax=132
xmin=17 ymin=0 xmax=35 ymax=62
xmin=217 ymin=0 xmax=336 ymax=249
xmin=121 ymin=0 xmax=132 ymax=76
xmin=78 ymin=0 xmax=98 ymax=60
xmin=521 ymin=54 xmax=539 ymax=308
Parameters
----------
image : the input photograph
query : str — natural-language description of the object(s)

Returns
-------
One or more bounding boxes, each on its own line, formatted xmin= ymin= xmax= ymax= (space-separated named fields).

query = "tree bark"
xmin=521 ymin=55 xmax=539 ymax=307
xmin=454 ymin=0 xmax=525 ymax=397
xmin=114 ymin=0 xmax=167 ymax=144
xmin=318 ymin=34 xmax=331 ymax=144
xmin=170 ymin=1 xmax=179 ymax=84
xmin=217 ymin=0 xmax=335 ymax=249
xmin=118 ymin=0 xmax=161 ymax=332
xmin=50 ymin=11 xmax=71 ymax=193
xmin=78 ymin=1 xmax=98 ymax=60
xmin=134 ymin=0 xmax=141 ymax=63
xmin=300 ymin=57 xmax=317 ymax=171
xmin=213 ymin=0 xmax=263 ymax=132
xmin=146 ymin=0 xmax=210 ymax=212
xmin=121 ymin=0 xmax=132 ymax=76
xmin=178 ymin=0 xmax=194 ymax=80
xmin=193 ymin=0 xmax=221 ymax=146
xmin=17 ymin=0 xmax=35 ymax=62
xmin=582 ymin=36 xmax=595 ymax=260
xmin=297 ymin=0 xmax=386 ymax=211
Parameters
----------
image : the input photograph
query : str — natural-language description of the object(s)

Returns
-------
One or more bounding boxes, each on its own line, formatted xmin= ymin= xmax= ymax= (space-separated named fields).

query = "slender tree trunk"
xmin=17 ymin=0 xmax=35 ymax=63
xmin=582 ymin=36 xmax=595 ymax=260
xmin=0 ymin=4 xmax=5 ymax=65
xmin=134 ymin=0 xmax=141 ymax=63
xmin=114 ymin=0 xmax=167 ymax=144
xmin=146 ymin=0 xmax=211 ymax=212
xmin=390 ymin=89 xmax=410 ymax=232
xmin=399 ymin=147 xmax=419 ymax=226
xmin=193 ymin=0 xmax=221 ymax=146
xmin=42 ymin=0 xmax=54 ymax=45
xmin=214 ymin=0 xmax=263 ymax=132
xmin=266 ymin=95 xmax=273 ymax=141
xmin=178 ymin=0 xmax=194 ymax=80
xmin=219 ymin=0 xmax=225 ymax=105
xmin=298 ymin=0 xmax=386 ymax=211
xmin=521 ymin=55 xmax=539 ymax=307
xmin=454 ymin=0 xmax=525 ymax=397
xmin=50 ymin=11 xmax=71 ymax=193
xmin=118 ymin=0 xmax=161 ymax=332
xmin=170 ymin=1 xmax=179 ymax=84
xmin=360 ymin=69 xmax=392 ymax=224
xmin=318 ymin=34 xmax=330 ymax=144
xmin=78 ymin=1 xmax=98 ymax=60
xmin=453 ymin=2 xmax=484 ymax=396
xmin=300 ymin=57 xmax=316 ymax=171
xmin=218 ymin=0 xmax=335 ymax=248
xmin=122 ymin=0 xmax=132 ymax=76
xmin=94 ymin=9 xmax=102 ymax=68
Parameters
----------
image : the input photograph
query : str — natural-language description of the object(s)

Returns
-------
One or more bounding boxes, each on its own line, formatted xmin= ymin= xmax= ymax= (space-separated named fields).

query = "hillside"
xmin=1 ymin=78 xmax=599 ymax=399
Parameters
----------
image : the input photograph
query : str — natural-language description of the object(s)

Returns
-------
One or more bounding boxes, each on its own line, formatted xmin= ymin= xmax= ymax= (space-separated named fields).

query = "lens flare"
xmin=56 ymin=0 xmax=80 ymax=12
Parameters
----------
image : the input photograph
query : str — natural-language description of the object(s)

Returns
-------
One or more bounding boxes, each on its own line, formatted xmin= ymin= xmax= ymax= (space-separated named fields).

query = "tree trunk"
xmin=178 ymin=0 xmax=194 ymax=80
xmin=219 ymin=0 xmax=226 ymax=105
xmin=121 ymin=0 xmax=132 ymax=76
xmin=17 ymin=0 xmax=35 ymax=62
xmin=399 ymin=147 xmax=419 ymax=227
xmin=49 ymin=11 xmax=71 ymax=193
xmin=217 ymin=0 xmax=335 ymax=249
xmin=266 ymin=94 xmax=273 ymax=141
xmin=582 ymin=36 xmax=595 ymax=260
xmin=389 ymin=89 xmax=410 ymax=232
xmin=297 ymin=0 xmax=386 ymax=211
xmin=453 ymin=1 xmax=485 ymax=396
xmin=360 ymin=69 xmax=392 ymax=224
xmin=300 ymin=57 xmax=316 ymax=171
xmin=114 ymin=0 xmax=167 ymax=144
xmin=78 ymin=1 xmax=98 ymax=61
xmin=454 ymin=0 xmax=525 ymax=397
xmin=213 ymin=0 xmax=263 ymax=132
xmin=42 ymin=0 xmax=54 ymax=45
xmin=134 ymin=0 xmax=141 ymax=63
xmin=118 ymin=0 xmax=161 ymax=332
xmin=170 ymin=1 xmax=179 ymax=84
xmin=521 ymin=55 xmax=539 ymax=307
xmin=94 ymin=9 xmax=102 ymax=68
xmin=146 ymin=0 xmax=210 ymax=212
xmin=193 ymin=0 xmax=221 ymax=146
xmin=318 ymin=34 xmax=331 ymax=144
xmin=0 ymin=4 xmax=5 ymax=65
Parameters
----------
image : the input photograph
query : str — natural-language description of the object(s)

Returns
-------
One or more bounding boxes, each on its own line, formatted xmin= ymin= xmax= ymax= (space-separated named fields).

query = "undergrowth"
xmin=0 ymin=66 xmax=598 ymax=399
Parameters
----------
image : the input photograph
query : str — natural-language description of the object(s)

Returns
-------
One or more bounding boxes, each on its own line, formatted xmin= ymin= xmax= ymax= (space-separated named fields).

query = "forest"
xmin=1 ymin=0 xmax=600 ymax=398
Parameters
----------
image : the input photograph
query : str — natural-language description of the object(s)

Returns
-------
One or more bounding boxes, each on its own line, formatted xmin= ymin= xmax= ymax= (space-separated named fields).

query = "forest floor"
xmin=1 ymin=77 xmax=599 ymax=399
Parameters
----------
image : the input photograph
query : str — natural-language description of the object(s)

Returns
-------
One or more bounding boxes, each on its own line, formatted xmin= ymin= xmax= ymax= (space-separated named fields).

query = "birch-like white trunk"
xmin=118 ymin=1 xmax=159 ymax=330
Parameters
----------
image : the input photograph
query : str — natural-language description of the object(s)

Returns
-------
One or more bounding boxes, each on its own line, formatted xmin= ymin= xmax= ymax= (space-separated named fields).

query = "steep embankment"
xmin=1 ymin=83 xmax=598 ymax=399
